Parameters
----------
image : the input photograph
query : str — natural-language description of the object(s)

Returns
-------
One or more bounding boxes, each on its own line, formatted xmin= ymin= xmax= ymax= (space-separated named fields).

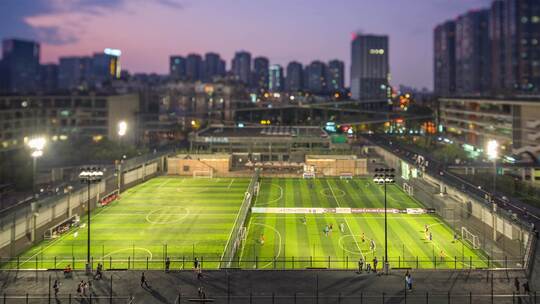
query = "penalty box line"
xmin=326 ymin=180 xmax=365 ymax=261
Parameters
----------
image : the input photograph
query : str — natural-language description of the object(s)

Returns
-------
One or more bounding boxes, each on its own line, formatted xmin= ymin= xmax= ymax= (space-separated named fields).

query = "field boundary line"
xmin=228 ymin=179 xmax=235 ymax=189
xmin=19 ymin=204 xmax=110 ymax=267
xmin=327 ymin=180 xmax=365 ymax=261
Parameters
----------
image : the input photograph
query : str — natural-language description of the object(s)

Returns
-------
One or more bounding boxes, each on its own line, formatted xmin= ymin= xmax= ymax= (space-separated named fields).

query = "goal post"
xmin=461 ymin=226 xmax=481 ymax=249
xmin=193 ymin=170 xmax=213 ymax=178
xmin=339 ymin=173 xmax=353 ymax=180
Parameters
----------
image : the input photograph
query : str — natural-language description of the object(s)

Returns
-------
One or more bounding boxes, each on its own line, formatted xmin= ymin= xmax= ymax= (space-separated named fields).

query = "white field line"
xmin=252 ymin=223 xmax=282 ymax=269
xmin=228 ymin=179 xmax=235 ymax=189
xmin=327 ymin=180 xmax=365 ymax=261
xmin=19 ymin=205 xmax=110 ymax=267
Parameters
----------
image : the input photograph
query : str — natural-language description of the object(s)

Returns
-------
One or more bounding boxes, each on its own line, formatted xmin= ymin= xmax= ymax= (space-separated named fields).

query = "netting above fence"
xmin=220 ymin=169 xmax=260 ymax=268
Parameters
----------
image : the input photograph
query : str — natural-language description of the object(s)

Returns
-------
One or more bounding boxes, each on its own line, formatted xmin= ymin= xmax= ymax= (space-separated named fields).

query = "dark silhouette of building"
xmin=305 ymin=61 xmax=327 ymax=94
xmin=40 ymin=64 xmax=59 ymax=92
xmin=455 ymin=9 xmax=490 ymax=95
xmin=269 ymin=64 xmax=284 ymax=92
xmin=170 ymin=56 xmax=186 ymax=80
xmin=204 ymin=52 xmax=222 ymax=82
xmin=58 ymin=56 xmax=92 ymax=90
xmin=434 ymin=21 xmax=456 ymax=96
xmin=253 ymin=56 xmax=269 ymax=91
xmin=285 ymin=61 xmax=303 ymax=92
xmin=350 ymin=34 xmax=390 ymax=102
xmin=1 ymin=39 xmax=40 ymax=93
xmin=327 ymin=59 xmax=345 ymax=93
xmin=231 ymin=51 xmax=251 ymax=84
xmin=186 ymin=54 xmax=203 ymax=81
xmin=489 ymin=0 xmax=506 ymax=94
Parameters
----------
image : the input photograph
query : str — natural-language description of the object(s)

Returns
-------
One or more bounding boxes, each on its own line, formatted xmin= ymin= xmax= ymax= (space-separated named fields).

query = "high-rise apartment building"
xmin=434 ymin=21 xmax=456 ymax=96
xmin=1 ymin=39 xmax=40 ymax=93
xmin=268 ymin=64 xmax=284 ymax=92
xmin=232 ymin=51 xmax=251 ymax=84
xmin=285 ymin=61 xmax=303 ymax=92
xmin=350 ymin=34 xmax=390 ymax=102
xmin=327 ymin=59 xmax=345 ymax=93
xmin=253 ymin=57 xmax=269 ymax=91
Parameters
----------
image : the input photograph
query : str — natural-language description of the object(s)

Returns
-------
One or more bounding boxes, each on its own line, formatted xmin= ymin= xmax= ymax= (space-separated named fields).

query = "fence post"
xmin=146 ymin=256 xmax=149 ymax=270
xmin=338 ymin=292 xmax=341 ymax=304
xmin=48 ymin=274 xmax=51 ymax=304
xmin=469 ymin=291 xmax=472 ymax=304
xmin=447 ymin=291 xmax=450 ymax=304
xmin=455 ymin=256 xmax=457 ymax=269
xmin=109 ymin=256 xmax=111 ymax=269
xmin=110 ymin=275 xmax=113 ymax=304
xmin=272 ymin=292 xmax=275 ymax=304
xmin=26 ymin=293 xmax=28 ymax=304
xmin=69 ymin=293 xmax=71 ymax=304
xmin=292 ymin=256 xmax=294 ymax=269
xmin=274 ymin=256 xmax=276 ymax=269
xmin=382 ymin=292 xmax=385 ymax=304
xmin=3 ymin=293 xmax=5 ymax=304
xmin=469 ymin=256 xmax=472 ymax=269
xmin=182 ymin=256 xmax=185 ymax=270
xmin=346 ymin=256 xmax=348 ymax=270
xmin=294 ymin=292 xmax=297 ymax=304
xmin=54 ymin=257 xmax=56 ymax=269
xmin=425 ymin=292 xmax=428 ymax=304
xmin=128 ymin=256 xmax=130 ymax=269
xmin=255 ymin=256 xmax=258 ymax=269
xmin=17 ymin=256 xmax=19 ymax=270
xmin=249 ymin=292 xmax=252 ymax=304
xmin=416 ymin=256 xmax=419 ymax=269
xmin=201 ymin=256 xmax=204 ymax=269
xmin=310 ymin=256 xmax=313 ymax=268
xmin=505 ymin=256 xmax=508 ymax=268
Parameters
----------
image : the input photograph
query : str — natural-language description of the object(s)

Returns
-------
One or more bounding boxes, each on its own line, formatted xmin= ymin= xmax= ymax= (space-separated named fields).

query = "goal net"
xmin=303 ymin=172 xmax=316 ymax=179
xmin=461 ymin=227 xmax=481 ymax=249
xmin=402 ymin=183 xmax=414 ymax=196
xmin=193 ymin=170 xmax=213 ymax=178
xmin=339 ymin=173 xmax=353 ymax=180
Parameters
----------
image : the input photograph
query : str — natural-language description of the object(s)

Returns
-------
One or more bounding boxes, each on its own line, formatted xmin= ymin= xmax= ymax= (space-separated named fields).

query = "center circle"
xmin=146 ymin=207 xmax=189 ymax=224
xmin=320 ymin=188 xmax=346 ymax=198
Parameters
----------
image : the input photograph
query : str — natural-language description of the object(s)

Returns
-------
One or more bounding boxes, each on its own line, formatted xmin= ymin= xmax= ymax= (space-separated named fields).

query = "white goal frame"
xmin=461 ymin=226 xmax=481 ymax=249
xmin=402 ymin=183 xmax=414 ymax=196
xmin=193 ymin=170 xmax=213 ymax=178
xmin=339 ymin=173 xmax=353 ymax=180
xmin=303 ymin=172 xmax=316 ymax=179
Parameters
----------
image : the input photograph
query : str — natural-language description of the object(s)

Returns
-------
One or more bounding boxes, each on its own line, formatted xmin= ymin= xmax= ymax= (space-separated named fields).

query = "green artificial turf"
xmin=7 ymin=176 xmax=490 ymax=270
xmin=9 ymin=176 xmax=249 ymax=270
xmin=239 ymin=178 xmax=490 ymax=269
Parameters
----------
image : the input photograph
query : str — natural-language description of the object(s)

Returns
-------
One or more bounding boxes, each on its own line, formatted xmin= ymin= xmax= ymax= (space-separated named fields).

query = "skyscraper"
xmin=350 ymin=34 xmax=390 ymax=102
xmin=434 ymin=21 xmax=456 ymax=96
xmin=40 ymin=63 xmax=59 ymax=92
xmin=218 ymin=59 xmax=226 ymax=77
xmin=489 ymin=0 xmax=506 ymax=94
xmin=327 ymin=59 xmax=345 ymax=93
xmin=170 ymin=56 xmax=186 ymax=80
xmin=268 ymin=64 xmax=284 ymax=92
xmin=91 ymin=48 xmax=121 ymax=85
xmin=58 ymin=56 xmax=92 ymax=90
xmin=186 ymin=54 xmax=203 ymax=81
xmin=455 ymin=10 xmax=490 ymax=95
xmin=306 ymin=61 xmax=327 ymax=94
xmin=231 ymin=51 xmax=251 ymax=84
xmin=1 ymin=39 xmax=40 ymax=93
xmin=204 ymin=52 xmax=221 ymax=82
xmin=286 ymin=61 xmax=303 ymax=92
xmin=503 ymin=0 xmax=540 ymax=94
xmin=253 ymin=57 xmax=269 ymax=91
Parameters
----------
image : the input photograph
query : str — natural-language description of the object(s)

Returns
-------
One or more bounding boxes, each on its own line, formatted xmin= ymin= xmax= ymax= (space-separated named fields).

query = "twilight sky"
xmin=0 ymin=0 xmax=491 ymax=89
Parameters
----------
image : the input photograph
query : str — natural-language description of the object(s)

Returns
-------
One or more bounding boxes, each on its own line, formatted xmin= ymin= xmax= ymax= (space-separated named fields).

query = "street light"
xmin=486 ymin=140 xmax=498 ymax=202
xmin=118 ymin=121 xmax=127 ymax=137
xmin=373 ymin=167 xmax=395 ymax=274
xmin=79 ymin=167 xmax=104 ymax=274
xmin=27 ymin=137 xmax=46 ymax=193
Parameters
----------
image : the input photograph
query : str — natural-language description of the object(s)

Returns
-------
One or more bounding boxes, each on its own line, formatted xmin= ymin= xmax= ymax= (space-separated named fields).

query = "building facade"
xmin=305 ymin=61 xmax=327 ymax=94
xmin=286 ymin=61 xmax=303 ymax=92
xmin=231 ymin=51 xmax=251 ymax=84
xmin=350 ymin=34 xmax=390 ymax=103
xmin=439 ymin=97 xmax=540 ymax=158
xmin=0 ymin=93 xmax=140 ymax=152
xmin=434 ymin=21 xmax=456 ymax=96
xmin=327 ymin=59 xmax=345 ymax=93
xmin=170 ymin=56 xmax=186 ymax=80
xmin=253 ymin=57 xmax=269 ymax=91
xmin=455 ymin=10 xmax=491 ymax=96
xmin=1 ymin=39 xmax=40 ymax=93
xmin=186 ymin=54 xmax=203 ymax=81
xmin=204 ymin=52 xmax=222 ymax=82
xmin=268 ymin=64 xmax=284 ymax=92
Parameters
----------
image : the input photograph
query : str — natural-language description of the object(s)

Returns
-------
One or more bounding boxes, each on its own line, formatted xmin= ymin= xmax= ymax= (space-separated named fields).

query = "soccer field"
xmin=8 ymin=176 xmax=489 ymax=270
xmin=10 ymin=176 xmax=250 ymax=270
xmin=239 ymin=178 xmax=489 ymax=269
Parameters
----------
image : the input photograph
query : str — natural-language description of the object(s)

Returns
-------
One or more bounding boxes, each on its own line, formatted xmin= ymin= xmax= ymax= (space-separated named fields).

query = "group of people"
xmin=357 ymin=256 xmax=379 ymax=273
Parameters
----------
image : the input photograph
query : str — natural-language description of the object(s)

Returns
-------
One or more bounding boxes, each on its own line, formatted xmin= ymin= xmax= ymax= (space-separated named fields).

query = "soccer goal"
xmin=303 ymin=172 xmax=316 ymax=179
xmin=193 ymin=170 xmax=213 ymax=178
xmin=461 ymin=227 xmax=481 ymax=249
xmin=403 ymin=183 xmax=414 ymax=196
xmin=339 ymin=173 xmax=353 ymax=180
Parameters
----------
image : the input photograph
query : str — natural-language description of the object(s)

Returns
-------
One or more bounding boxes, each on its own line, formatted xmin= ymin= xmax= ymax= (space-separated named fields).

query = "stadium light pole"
xmin=27 ymin=137 xmax=46 ymax=194
xmin=79 ymin=167 xmax=104 ymax=274
xmin=486 ymin=140 xmax=498 ymax=202
xmin=373 ymin=167 xmax=395 ymax=274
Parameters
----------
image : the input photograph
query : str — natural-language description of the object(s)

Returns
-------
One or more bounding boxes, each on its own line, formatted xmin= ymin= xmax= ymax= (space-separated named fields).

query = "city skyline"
xmin=0 ymin=0 xmax=491 ymax=90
